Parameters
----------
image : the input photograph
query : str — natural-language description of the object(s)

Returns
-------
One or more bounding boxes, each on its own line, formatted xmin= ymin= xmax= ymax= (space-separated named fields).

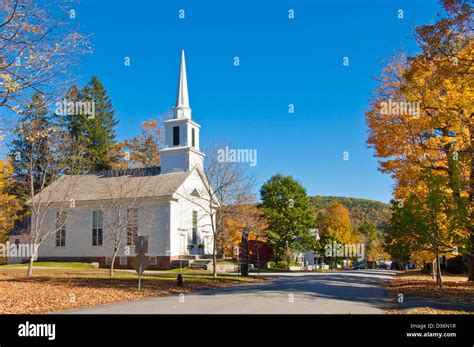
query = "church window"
xmin=56 ymin=211 xmax=66 ymax=247
xmin=127 ymin=208 xmax=138 ymax=246
xmin=173 ymin=126 xmax=180 ymax=146
xmin=92 ymin=210 xmax=103 ymax=246
xmin=192 ymin=211 xmax=198 ymax=244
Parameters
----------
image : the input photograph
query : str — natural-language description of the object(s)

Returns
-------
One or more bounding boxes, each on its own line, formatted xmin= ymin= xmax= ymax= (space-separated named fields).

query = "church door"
xmin=180 ymin=234 xmax=187 ymax=255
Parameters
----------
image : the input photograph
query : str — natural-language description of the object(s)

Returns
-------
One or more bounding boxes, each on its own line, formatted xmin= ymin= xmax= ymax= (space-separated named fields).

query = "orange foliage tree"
xmin=221 ymin=203 xmax=267 ymax=258
xmin=113 ymin=117 xmax=165 ymax=169
xmin=366 ymin=0 xmax=473 ymax=280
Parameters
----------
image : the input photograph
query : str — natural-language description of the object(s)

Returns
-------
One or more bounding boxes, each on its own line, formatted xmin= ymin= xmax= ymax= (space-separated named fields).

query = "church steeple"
xmin=175 ymin=49 xmax=191 ymax=119
xmin=159 ymin=50 xmax=204 ymax=174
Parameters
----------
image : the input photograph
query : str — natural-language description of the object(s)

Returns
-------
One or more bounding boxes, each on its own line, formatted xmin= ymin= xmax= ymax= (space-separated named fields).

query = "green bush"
xmin=289 ymin=261 xmax=302 ymax=267
xmin=267 ymin=261 xmax=284 ymax=269
xmin=276 ymin=261 xmax=288 ymax=268
xmin=267 ymin=261 xmax=302 ymax=269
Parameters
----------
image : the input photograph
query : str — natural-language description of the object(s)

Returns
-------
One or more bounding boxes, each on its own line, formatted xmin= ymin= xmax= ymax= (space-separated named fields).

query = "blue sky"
xmin=71 ymin=0 xmax=441 ymax=203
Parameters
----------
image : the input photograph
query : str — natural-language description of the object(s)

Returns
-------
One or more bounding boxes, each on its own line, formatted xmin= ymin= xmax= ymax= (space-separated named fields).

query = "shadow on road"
xmin=181 ymin=271 xmax=396 ymax=310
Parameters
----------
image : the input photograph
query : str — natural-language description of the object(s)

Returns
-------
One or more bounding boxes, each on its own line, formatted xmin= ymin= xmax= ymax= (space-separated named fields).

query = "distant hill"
xmin=308 ymin=196 xmax=390 ymax=229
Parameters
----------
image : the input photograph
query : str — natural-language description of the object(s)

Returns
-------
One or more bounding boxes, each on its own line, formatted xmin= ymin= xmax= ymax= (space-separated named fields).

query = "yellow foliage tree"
xmin=0 ymin=159 xmax=21 ymax=264
xmin=318 ymin=202 xmax=355 ymax=245
xmin=366 ymin=0 xmax=473 ymax=280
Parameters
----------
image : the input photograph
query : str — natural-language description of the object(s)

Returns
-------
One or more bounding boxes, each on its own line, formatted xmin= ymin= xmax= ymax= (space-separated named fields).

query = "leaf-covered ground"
xmin=0 ymin=267 xmax=259 ymax=314
xmin=384 ymin=270 xmax=474 ymax=314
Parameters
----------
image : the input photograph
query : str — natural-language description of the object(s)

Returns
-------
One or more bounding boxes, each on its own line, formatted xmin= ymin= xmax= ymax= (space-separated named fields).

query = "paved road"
xmin=60 ymin=270 xmax=396 ymax=314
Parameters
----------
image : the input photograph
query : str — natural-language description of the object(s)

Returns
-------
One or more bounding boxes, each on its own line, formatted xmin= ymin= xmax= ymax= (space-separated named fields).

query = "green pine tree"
xmin=58 ymin=84 xmax=90 ymax=174
xmin=83 ymin=76 xmax=118 ymax=171
xmin=61 ymin=76 xmax=118 ymax=172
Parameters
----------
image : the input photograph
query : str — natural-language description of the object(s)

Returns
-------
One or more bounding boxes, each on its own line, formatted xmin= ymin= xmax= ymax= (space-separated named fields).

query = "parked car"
xmin=390 ymin=262 xmax=401 ymax=270
xmin=377 ymin=262 xmax=388 ymax=269
xmin=352 ymin=262 xmax=366 ymax=270
xmin=366 ymin=261 xmax=377 ymax=269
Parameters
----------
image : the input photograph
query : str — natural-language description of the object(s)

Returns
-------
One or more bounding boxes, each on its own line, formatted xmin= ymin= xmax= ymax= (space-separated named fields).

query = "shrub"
xmin=267 ymin=260 xmax=302 ymax=269
xmin=289 ymin=261 xmax=302 ymax=267
xmin=276 ymin=261 xmax=288 ymax=269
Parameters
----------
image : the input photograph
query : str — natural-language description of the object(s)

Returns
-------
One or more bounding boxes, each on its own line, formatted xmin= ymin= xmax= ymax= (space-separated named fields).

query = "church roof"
xmin=27 ymin=168 xmax=192 ymax=204
xmin=8 ymin=215 xmax=31 ymax=236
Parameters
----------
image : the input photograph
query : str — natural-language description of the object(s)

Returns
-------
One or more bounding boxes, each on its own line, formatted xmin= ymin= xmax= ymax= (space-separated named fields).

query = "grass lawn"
xmin=0 ymin=264 xmax=261 ymax=314
xmin=2 ymin=262 xmax=93 ymax=269
xmin=165 ymin=267 xmax=213 ymax=274
xmin=384 ymin=270 xmax=474 ymax=314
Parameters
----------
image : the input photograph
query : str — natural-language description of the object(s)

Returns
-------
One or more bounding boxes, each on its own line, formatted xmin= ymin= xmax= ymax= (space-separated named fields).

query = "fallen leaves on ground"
xmin=0 ymin=268 xmax=258 ymax=314
xmin=386 ymin=308 xmax=472 ymax=314
xmin=384 ymin=270 xmax=474 ymax=314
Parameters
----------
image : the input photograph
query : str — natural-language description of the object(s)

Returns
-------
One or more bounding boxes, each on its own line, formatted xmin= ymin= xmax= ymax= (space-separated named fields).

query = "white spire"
xmin=160 ymin=50 xmax=204 ymax=174
xmin=175 ymin=49 xmax=190 ymax=112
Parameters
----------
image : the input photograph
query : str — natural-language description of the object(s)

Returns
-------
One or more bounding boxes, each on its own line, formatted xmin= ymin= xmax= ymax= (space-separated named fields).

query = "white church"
xmin=8 ymin=51 xmax=216 ymax=270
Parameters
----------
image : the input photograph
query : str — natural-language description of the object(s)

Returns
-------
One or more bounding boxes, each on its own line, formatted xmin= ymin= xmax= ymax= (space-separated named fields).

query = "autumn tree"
xmin=260 ymin=174 xmax=316 ymax=266
xmin=177 ymin=143 xmax=255 ymax=277
xmin=366 ymin=0 xmax=473 ymax=280
xmin=0 ymin=159 xmax=21 ymax=264
xmin=15 ymin=119 xmax=85 ymax=276
xmin=7 ymin=92 xmax=88 ymax=276
xmin=114 ymin=117 xmax=165 ymax=169
xmin=317 ymin=202 xmax=359 ymax=268
xmin=98 ymin=170 xmax=156 ymax=277
xmin=387 ymin=174 xmax=465 ymax=286
xmin=221 ymin=203 xmax=267 ymax=258
xmin=318 ymin=202 xmax=353 ymax=244
xmin=0 ymin=0 xmax=90 ymax=113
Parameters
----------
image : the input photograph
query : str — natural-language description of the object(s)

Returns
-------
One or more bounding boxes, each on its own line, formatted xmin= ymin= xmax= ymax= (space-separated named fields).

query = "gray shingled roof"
xmin=28 ymin=170 xmax=191 ymax=204
xmin=8 ymin=215 xmax=31 ymax=236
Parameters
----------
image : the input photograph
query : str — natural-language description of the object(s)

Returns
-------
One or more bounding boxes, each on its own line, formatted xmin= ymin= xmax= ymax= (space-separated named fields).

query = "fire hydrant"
xmin=177 ymin=274 xmax=183 ymax=287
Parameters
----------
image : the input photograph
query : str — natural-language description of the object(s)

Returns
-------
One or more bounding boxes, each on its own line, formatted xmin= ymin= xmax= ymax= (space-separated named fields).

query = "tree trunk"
xmin=432 ymin=259 xmax=436 ymax=279
xmin=221 ymin=240 xmax=226 ymax=259
xmin=212 ymin=232 xmax=217 ymax=278
xmin=26 ymin=252 xmax=35 ymax=277
xmin=436 ymin=257 xmax=443 ymax=287
xmin=468 ymin=231 xmax=474 ymax=281
xmin=110 ymin=246 xmax=119 ymax=278
xmin=436 ymin=252 xmax=443 ymax=287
